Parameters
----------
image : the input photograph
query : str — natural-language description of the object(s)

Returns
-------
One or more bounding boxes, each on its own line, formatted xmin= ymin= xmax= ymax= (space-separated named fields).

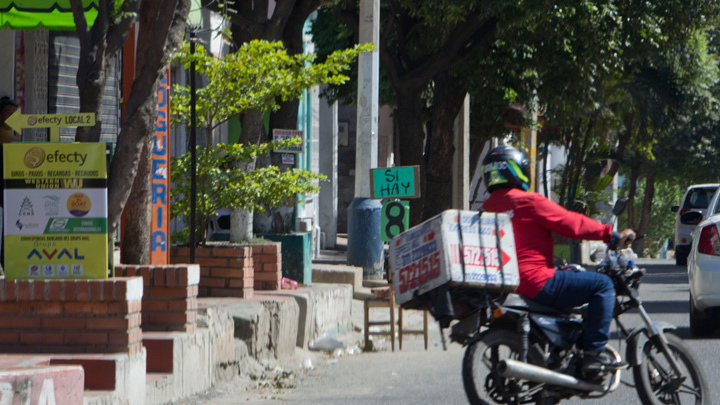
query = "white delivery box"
xmin=389 ymin=210 xmax=520 ymax=306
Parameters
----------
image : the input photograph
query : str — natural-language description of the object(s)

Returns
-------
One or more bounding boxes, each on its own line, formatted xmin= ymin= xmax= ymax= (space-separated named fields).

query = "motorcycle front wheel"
xmin=462 ymin=328 xmax=544 ymax=405
xmin=633 ymin=332 xmax=709 ymax=405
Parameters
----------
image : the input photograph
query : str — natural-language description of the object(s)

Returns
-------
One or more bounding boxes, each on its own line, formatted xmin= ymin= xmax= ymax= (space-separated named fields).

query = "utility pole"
xmin=347 ymin=0 xmax=383 ymax=280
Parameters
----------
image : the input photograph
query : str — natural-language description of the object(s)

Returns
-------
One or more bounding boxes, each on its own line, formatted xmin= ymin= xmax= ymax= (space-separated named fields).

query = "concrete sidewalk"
xmin=0 ymin=237 xmax=427 ymax=405
xmin=171 ymin=237 xmax=435 ymax=404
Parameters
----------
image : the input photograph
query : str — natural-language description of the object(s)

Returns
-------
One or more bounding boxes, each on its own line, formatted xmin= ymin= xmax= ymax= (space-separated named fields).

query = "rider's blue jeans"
xmin=532 ymin=269 xmax=615 ymax=352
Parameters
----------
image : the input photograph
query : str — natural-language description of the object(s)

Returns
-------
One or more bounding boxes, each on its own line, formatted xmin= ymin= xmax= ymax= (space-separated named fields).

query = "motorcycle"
xmin=412 ymin=200 xmax=709 ymax=405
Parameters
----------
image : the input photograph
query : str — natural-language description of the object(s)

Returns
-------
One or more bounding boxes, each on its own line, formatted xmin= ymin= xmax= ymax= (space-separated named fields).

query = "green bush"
xmin=170 ymin=138 xmax=326 ymax=245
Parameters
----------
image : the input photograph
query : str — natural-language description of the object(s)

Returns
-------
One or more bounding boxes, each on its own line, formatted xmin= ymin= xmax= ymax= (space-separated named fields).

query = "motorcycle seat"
xmin=502 ymin=294 xmax=587 ymax=315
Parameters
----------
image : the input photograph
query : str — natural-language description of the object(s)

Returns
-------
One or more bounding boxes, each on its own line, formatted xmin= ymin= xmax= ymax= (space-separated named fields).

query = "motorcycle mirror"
xmin=612 ymin=198 xmax=628 ymax=216
xmin=589 ymin=248 xmax=606 ymax=263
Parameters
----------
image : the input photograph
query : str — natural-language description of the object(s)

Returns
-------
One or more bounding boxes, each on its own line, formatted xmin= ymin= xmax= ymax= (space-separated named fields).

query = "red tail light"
xmin=697 ymin=224 xmax=720 ymax=256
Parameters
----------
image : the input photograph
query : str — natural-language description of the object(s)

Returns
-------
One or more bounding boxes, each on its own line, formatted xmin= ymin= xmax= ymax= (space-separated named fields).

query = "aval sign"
xmin=4 ymin=110 xmax=95 ymax=142
xmin=3 ymin=143 xmax=108 ymax=280
xmin=370 ymin=166 xmax=421 ymax=199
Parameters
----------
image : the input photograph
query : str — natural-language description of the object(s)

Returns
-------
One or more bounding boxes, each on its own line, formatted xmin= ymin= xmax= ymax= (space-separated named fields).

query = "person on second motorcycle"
xmin=481 ymin=145 xmax=635 ymax=378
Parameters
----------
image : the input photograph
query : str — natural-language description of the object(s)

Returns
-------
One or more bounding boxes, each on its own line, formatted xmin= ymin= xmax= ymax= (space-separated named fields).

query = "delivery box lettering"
xmin=389 ymin=210 xmax=520 ymax=306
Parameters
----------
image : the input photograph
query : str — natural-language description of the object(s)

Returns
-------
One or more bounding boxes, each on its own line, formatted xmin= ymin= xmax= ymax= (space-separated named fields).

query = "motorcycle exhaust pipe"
xmin=497 ymin=359 xmax=605 ymax=392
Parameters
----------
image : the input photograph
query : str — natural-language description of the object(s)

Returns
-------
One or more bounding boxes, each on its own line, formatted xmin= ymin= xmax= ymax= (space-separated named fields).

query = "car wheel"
xmin=676 ymin=251 xmax=688 ymax=266
xmin=690 ymin=298 xmax=714 ymax=337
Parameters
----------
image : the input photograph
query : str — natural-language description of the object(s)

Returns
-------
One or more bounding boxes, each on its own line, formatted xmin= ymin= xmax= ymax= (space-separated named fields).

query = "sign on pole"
xmin=370 ymin=166 xmax=421 ymax=199
xmin=151 ymin=72 xmax=171 ymax=264
xmin=381 ymin=200 xmax=409 ymax=242
xmin=3 ymin=143 xmax=108 ymax=279
xmin=4 ymin=110 xmax=96 ymax=142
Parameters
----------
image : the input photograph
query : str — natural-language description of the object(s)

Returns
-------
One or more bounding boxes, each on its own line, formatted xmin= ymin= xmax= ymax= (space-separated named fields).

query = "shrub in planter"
xmin=170 ymin=140 xmax=324 ymax=245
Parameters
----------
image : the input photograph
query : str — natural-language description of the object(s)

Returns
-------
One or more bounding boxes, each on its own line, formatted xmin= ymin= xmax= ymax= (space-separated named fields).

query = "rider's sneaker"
xmin=582 ymin=350 xmax=628 ymax=379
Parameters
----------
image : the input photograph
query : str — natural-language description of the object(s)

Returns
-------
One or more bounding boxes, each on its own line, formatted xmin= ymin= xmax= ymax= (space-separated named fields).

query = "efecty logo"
xmin=22 ymin=146 xmax=88 ymax=169
xmin=23 ymin=147 xmax=45 ymax=168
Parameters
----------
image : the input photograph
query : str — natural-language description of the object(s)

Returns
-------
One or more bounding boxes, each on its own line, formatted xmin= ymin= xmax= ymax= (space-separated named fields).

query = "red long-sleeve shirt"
xmin=482 ymin=188 xmax=613 ymax=298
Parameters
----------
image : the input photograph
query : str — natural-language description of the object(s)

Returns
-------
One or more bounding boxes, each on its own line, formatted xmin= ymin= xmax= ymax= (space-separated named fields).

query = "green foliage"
xmin=167 ymin=38 xmax=369 ymax=243
xmin=170 ymin=39 xmax=372 ymax=131
xmin=618 ymin=178 xmax=684 ymax=258
xmin=310 ymin=6 xmax=395 ymax=107
xmin=170 ymin=138 xmax=327 ymax=245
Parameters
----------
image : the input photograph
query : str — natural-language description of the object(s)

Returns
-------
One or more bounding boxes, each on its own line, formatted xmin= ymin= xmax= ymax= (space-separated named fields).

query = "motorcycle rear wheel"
xmin=633 ymin=332 xmax=709 ymax=405
xmin=462 ymin=328 xmax=544 ymax=405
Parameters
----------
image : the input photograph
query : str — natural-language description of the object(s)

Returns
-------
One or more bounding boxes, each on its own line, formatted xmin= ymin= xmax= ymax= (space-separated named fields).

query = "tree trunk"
xmin=107 ymin=0 xmax=190 ymax=243
xmin=422 ymin=73 xmax=467 ymax=220
xmin=394 ymin=88 xmax=427 ymax=226
xmin=633 ymin=169 xmax=656 ymax=254
xmin=626 ymin=163 xmax=640 ymax=229
xmin=121 ymin=135 xmax=153 ymax=263
xmin=229 ymin=110 xmax=266 ymax=242
xmin=75 ymin=55 xmax=108 ymax=142
xmin=230 ymin=208 xmax=253 ymax=242
xmin=605 ymin=111 xmax=635 ymax=180
xmin=559 ymin=131 xmax=578 ymax=207
xmin=230 ymin=156 xmax=256 ymax=243
xmin=71 ymin=0 xmax=136 ymax=142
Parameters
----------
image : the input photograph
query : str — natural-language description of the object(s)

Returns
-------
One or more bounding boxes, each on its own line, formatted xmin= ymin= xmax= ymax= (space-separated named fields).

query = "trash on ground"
xmin=281 ymin=277 xmax=298 ymax=290
xmin=345 ymin=344 xmax=362 ymax=355
xmin=309 ymin=334 xmax=345 ymax=351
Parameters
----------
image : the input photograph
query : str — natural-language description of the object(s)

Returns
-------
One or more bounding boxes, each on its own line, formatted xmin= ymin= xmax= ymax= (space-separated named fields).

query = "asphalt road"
xmin=184 ymin=259 xmax=720 ymax=405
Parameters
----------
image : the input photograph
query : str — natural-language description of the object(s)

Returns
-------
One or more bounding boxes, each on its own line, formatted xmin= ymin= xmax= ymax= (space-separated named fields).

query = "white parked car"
xmin=671 ymin=184 xmax=719 ymax=265
xmin=687 ymin=207 xmax=720 ymax=336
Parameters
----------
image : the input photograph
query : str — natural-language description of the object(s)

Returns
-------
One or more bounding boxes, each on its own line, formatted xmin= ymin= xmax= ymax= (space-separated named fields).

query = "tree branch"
xmin=405 ymin=16 xmax=498 ymax=89
xmin=106 ymin=0 xmax=139 ymax=58
xmin=68 ymin=0 xmax=90 ymax=48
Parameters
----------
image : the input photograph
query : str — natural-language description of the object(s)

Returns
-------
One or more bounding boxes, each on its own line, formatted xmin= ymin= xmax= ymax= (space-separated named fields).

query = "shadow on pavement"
xmin=635 ymin=264 xmax=689 ymax=285
xmin=639 ymin=299 xmax=690 ymax=314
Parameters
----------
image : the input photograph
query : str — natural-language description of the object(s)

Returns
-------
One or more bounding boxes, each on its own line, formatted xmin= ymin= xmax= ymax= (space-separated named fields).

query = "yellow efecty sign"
xmin=4 ymin=110 xmax=95 ymax=142
xmin=3 ymin=143 xmax=108 ymax=280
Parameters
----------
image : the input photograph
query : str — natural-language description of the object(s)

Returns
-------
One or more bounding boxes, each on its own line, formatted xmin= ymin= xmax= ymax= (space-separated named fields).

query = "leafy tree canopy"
xmin=170 ymin=39 xmax=372 ymax=131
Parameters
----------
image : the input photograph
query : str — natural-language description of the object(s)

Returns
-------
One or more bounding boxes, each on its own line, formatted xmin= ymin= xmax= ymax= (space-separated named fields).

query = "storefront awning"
xmin=0 ymin=0 xmax=98 ymax=30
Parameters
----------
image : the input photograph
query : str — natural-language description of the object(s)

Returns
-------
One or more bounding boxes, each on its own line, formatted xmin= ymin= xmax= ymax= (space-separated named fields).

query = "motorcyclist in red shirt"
xmin=481 ymin=145 xmax=635 ymax=377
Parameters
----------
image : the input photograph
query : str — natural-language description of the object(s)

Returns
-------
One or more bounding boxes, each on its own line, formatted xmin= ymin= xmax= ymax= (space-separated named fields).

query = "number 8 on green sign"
xmin=381 ymin=200 xmax=409 ymax=242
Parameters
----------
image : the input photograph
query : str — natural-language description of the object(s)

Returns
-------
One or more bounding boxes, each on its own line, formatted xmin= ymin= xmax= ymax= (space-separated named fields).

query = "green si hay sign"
xmin=370 ymin=166 xmax=420 ymax=199
xmin=3 ymin=143 xmax=108 ymax=280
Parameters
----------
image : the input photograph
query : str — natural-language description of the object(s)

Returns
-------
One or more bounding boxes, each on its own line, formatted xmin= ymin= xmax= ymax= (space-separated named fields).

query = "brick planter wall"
xmin=170 ymin=246 xmax=253 ymax=298
xmin=251 ymin=243 xmax=282 ymax=291
xmin=0 ymin=277 xmax=143 ymax=354
xmin=114 ymin=264 xmax=200 ymax=334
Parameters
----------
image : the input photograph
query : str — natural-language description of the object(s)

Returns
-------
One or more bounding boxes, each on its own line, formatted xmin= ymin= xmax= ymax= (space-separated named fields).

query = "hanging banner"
xmin=3 ymin=142 xmax=108 ymax=279
xmin=151 ymin=71 xmax=170 ymax=264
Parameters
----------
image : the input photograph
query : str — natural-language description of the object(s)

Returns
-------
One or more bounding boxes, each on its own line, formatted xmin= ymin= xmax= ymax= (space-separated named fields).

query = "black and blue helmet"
xmin=482 ymin=145 xmax=531 ymax=192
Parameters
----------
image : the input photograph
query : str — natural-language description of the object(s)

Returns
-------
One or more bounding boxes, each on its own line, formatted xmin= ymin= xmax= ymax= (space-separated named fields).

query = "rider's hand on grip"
xmin=618 ymin=229 xmax=636 ymax=248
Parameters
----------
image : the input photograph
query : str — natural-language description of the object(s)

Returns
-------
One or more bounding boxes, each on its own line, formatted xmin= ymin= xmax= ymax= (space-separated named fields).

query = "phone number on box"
xmin=397 ymin=251 xmax=441 ymax=294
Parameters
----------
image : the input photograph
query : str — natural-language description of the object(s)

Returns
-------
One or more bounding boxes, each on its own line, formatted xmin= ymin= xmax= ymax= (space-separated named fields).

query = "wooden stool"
xmin=363 ymin=288 xmax=396 ymax=351
xmin=398 ymin=308 xmax=430 ymax=350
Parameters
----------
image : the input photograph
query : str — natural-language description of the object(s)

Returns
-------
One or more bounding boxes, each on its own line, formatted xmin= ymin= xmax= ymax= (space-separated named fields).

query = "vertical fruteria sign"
xmin=151 ymin=71 xmax=170 ymax=264
xmin=3 ymin=143 xmax=108 ymax=279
